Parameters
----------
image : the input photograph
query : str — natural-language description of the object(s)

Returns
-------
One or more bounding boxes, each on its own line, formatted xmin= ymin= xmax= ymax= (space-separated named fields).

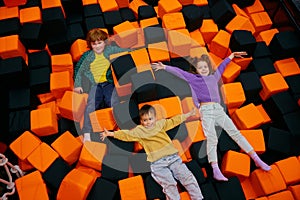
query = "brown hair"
xmin=189 ymin=54 xmax=214 ymax=75
xmin=86 ymin=28 xmax=109 ymax=48
xmin=139 ymin=104 xmax=156 ymax=118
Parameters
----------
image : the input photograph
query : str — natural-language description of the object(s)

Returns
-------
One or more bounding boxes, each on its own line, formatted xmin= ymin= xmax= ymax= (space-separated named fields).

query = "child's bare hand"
xmin=151 ymin=62 xmax=166 ymax=71
xmin=100 ymin=128 xmax=113 ymax=141
xmin=189 ymin=107 xmax=197 ymax=116
xmin=232 ymin=51 xmax=247 ymax=58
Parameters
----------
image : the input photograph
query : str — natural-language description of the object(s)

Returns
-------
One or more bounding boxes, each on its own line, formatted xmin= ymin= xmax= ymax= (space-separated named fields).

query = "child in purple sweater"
xmin=152 ymin=52 xmax=271 ymax=181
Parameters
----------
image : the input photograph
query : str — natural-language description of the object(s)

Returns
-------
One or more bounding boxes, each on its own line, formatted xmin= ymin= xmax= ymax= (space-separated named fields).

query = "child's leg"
xmin=170 ymin=156 xmax=203 ymax=200
xmin=216 ymin=110 xmax=271 ymax=171
xmin=211 ymin=162 xmax=228 ymax=181
xmin=151 ymin=157 xmax=180 ymax=200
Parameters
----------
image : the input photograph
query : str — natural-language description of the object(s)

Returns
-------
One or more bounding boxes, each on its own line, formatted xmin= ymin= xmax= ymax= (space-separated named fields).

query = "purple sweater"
xmin=165 ymin=58 xmax=231 ymax=106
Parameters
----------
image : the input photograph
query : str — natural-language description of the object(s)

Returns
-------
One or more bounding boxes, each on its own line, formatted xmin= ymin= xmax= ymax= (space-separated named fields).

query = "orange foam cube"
xmin=9 ymin=131 xmax=42 ymax=161
xmin=118 ymin=175 xmax=147 ymax=200
xmin=274 ymin=156 xmax=300 ymax=185
xmin=250 ymin=164 xmax=287 ymax=196
xmin=157 ymin=0 xmax=182 ymax=18
xmin=27 ymin=142 xmax=59 ymax=172
xmin=30 ymin=107 xmax=58 ymax=136
xmin=111 ymin=64 xmax=132 ymax=97
xmin=222 ymin=61 xmax=242 ymax=83
xmin=113 ymin=20 xmax=138 ymax=48
xmin=184 ymin=120 xmax=206 ymax=145
xmin=190 ymin=29 xmax=206 ymax=47
xmin=37 ymin=92 xmax=56 ymax=104
xmin=82 ymin=0 xmax=97 ymax=6
xmin=58 ymin=90 xmax=87 ymax=122
xmin=70 ymin=39 xmax=89 ymax=62
xmin=115 ymin=0 xmax=129 ymax=8
xmin=172 ymin=139 xmax=189 ymax=163
xmin=51 ymin=53 xmax=74 ymax=76
xmin=139 ymin=17 xmax=159 ymax=28
xmin=15 ymin=170 xmax=49 ymax=200
xmin=220 ymin=82 xmax=246 ymax=108
xmin=209 ymin=30 xmax=231 ymax=59
xmin=37 ymin=101 xmax=60 ymax=117
xmin=190 ymin=46 xmax=209 ymax=58
xmin=240 ymin=129 xmax=266 ymax=154
xmin=57 ymin=168 xmax=97 ymax=200
xmin=130 ymin=48 xmax=152 ymax=73
xmin=193 ymin=0 xmax=208 ymax=6
xmin=168 ymin=29 xmax=192 ymax=58
xmin=243 ymin=0 xmax=265 ymax=14
xmin=231 ymin=103 xmax=265 ymax=129
xmin=181 ymin=97 xmax=200 ymax=122
xmin=51 ymin=131 xmax=83 ymax=165
xmin=256 ymin=28 xmax=279 ymax=45
xmin=159 ymin=96 xmax=183 ymax=118
xmin=233 ymin=57 xmax=253 ymax=71
xmin=162 ymin=12 xmax=186 ymax=30
xmin=50 ymin=71 xmax=73 ymax=99
xmin=221 ymin=150 xmax=251 ymax=178
xmin=232 ymin=4 xmax=249 ymax=18
xmin=139 ymin=100 xmax=166 ymax=120
xmin=256 ymin=104 xmax=272 ymax=124
xmin=199 ymin=19 xmax=219 ymax=45
xmin=274 ymin=57 xmax=300 ymax=77
xmin=225 ymin=15 xmax=255 ymax=35
xmin=19 ymin=6 xmax=42 ymax=24
xmin=259 ymin=73 xmax=289 ymax=101
xmin=78 ymin=141 xmax=107 ymax=171
xmin=239 ymin=177 xmax=260 ymax=200
xmin=249 ymin=11 xmax=273 ymax=35
xmin=0 ymin=6 xmax=19 ymax=20
xmin=89 ymin=107 xmax=117 ymax=132
xmin=98 ymin=0 xmax=118 ymax=12
xmin=129 ymin=0 xmax=148 ymax=18
xmin=18 ymin=158 xmax=35 ymax=171
xmin=3 ymin=0 xmax=27 ymax=7
xmin=288 ymin=184 xmax=300 ymax=200
xmin=0 ymin=35 xmax=27 ymax=60
xmin=180 ymin=191 xmax=192 ymax=200
xmin=147 ymin=41 xmax=170 ymax=62
xmin=268 ymin=190 xmax=294 ymax=200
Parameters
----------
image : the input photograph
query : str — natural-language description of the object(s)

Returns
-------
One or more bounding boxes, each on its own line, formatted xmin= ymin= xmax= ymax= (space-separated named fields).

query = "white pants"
xmin=199 ymin=103 xmax=253 ymax=163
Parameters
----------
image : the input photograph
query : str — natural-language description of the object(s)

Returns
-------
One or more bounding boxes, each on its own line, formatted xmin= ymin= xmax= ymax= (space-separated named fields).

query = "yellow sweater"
xmin=90 ymin=53 xmax=110 ymax=83
xmin=114 ymin=114 xmax=188 ymax=162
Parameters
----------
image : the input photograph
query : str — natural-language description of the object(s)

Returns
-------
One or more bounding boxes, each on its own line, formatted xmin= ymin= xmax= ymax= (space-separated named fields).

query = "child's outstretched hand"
xmin=186 ymin=107 xmax=197 ymax=118
xmin=229 ymin=51 xmax=248 ymax=59
xmin=100 ymin=128 xmax=114 ymax=141
xmin=151 ymin=62 xmax=166 ymax=71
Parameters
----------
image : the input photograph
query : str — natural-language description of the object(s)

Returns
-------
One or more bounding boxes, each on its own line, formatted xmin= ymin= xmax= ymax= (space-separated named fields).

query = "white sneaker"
xmin=83 ymin=133 xmax=91 ymax=143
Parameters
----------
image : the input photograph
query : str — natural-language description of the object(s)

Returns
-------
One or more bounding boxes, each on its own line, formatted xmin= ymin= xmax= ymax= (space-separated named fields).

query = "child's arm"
xmin=100 ymin=128 xmax=114 ymax=141
xmin=163 ymin=107 xmax=197 ymax=131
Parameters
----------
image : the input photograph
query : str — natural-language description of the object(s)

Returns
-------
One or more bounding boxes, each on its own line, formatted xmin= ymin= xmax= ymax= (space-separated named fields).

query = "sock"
xmin=251 ymin=153 xmax=271 ymax=171
xmin=212 ymin=163 xmax=228 ymax=181
xmin=83 ymin=133 xmax=91 ymax=143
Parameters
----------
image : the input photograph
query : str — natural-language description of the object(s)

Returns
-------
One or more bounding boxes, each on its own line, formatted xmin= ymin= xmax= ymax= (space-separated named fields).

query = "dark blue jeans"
xmin=82 ymin=82 xmax=115 ymax=133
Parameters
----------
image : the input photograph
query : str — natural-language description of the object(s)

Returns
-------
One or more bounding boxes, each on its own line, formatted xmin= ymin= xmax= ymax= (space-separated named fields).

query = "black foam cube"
xmin=166 ymin=123 xmax=188 ymax=142
xmin=84 ymin=15 xmax=105 ymax=33
xmin=129 ymin=152 xmax=151 ymax=177
xmin=181 ymin=4 xmax=204 ymax=32
xmin=247 ymin=57 xmax=276 ymax=77
xmin=106 ymin=137 xmax=135 ymax=156
xmin=87 ymin=177 xmax=118 ymax=200
xmin=8 ymin=109 xmax=30 ymax=138
xmin=101 ymin=155 xmax=129 ymax=182
xmin=154 ymin=69 xmax=192 ymax=99
xmin=29 ymin=67 xmax=51 ymax=94
xmin=61 ymin=0 xmax=83 ymax=25
xmin=42 ymin=7 xmax=67 ymax=35
xmin=131 ymin=70 xmax=157 ymax=103
xmin=285 ymin=74 xmax=300 ymax=96
xmin=218 ymin=129 xmax=240 ymax=154
xmin=103 ymin=10 xmax=123 ymax=35
xmin=20 ymin=23 xmax=46 ymax=50
xmin=229 ymin=30 xmax=257 ymax=57
xmin=0 ymin=17 xmax=21 ymax=37
xmin=267 ymin=127 xmax=291 ymax=154
xmin=47 ymin=34 xmax=70 ymax=55
xmin=144 ymin=175 xmax=165 ymax=200
xmin=138 ymin=5 xmax=157 ymax=20
xmin=19 ymin=0 xmax=40 ymax=8
xmin=42 ymin=158 xmax=72 ymax=190
xmin=252 ymin=41 xmax=272 ymax=59
xmin=28 ymin=50 xmax=51 ymax=70
xmin=190 ymin=140 xmax=209 ymax=166
xmin=143 ymin=24 xmax=166 ymax=45
xmin=282 ymin=111 xmax=300 ymax=137
xmin=83 ymin=4 xmax=102 ymax=18
xmin=112 ymin=99 xmax=139 ymax=129
xmin=143 ymin=0 xmax=159 ymax=6
xmin=185 ymin=160 xmax=206 ymax=185
xmin=8 ymin=87 xmax=31 ymax=111
xmin=170 ymin=57 xmax=191 ymax=71
xmin=120 ymin=7 xmax=136 ymax=22
xmin=67 ymin=22 xmax=85 ymax=44
xmin=0 ymin=56 xmax=29 ymax=88
xmin=214 ymin=176 xmax=246 ymax=200
xmin=111 ymin=54 xmax=137 ymax=85
xmin=269 ymin=31 xmax=300 ymax=60
xmin=200 ymin=181 xmax=219 ymax=199
xmin=210 ymin=0 xmax=236 ymax=29
xmin=58 ymin=117 xmax=79 ymax=136
xmin=200 ymin=5 xmax=211 ymax=19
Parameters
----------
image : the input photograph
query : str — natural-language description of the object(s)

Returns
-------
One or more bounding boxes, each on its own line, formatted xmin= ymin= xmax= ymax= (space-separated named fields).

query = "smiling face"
xmin=91 ymin=40 xmax=106 ymax=54
xmin=140 ymin=111 xmax=156 ymax=129
xmin=196 ymin=60 xmax=210 ymax=76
